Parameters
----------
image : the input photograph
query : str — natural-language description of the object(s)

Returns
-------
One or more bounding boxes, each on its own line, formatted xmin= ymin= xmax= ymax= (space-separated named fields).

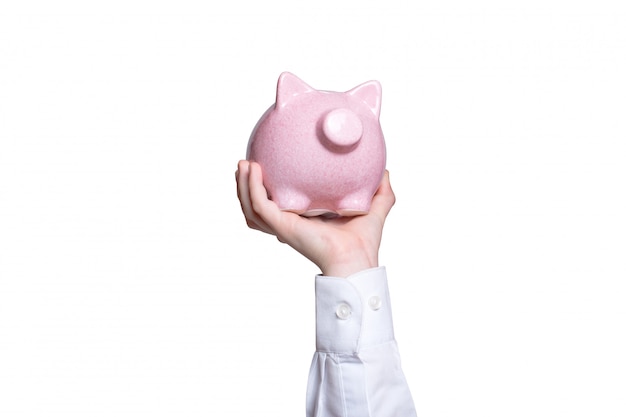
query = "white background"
xmin=1 ymin=1 xmax=625 ymax=416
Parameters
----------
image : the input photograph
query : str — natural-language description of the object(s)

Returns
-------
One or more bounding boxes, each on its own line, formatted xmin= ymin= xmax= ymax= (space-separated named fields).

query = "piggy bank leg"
xmin=336 ymin=192 xmax=372 ymax=216
xmin=272 ymin=189 xmax=312 ymax=215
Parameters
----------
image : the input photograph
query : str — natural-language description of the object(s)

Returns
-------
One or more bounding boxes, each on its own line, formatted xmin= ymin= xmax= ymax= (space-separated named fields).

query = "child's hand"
xmin=236 ymin=160 xmax=396 ymax=277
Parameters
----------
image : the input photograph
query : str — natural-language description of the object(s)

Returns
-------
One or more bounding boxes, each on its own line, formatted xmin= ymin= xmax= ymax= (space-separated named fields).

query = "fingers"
xmin=368 ymin=170 xmax=396 ymax=222
xmin=236 ymin=160 xmax=270 ymax=233
xmin=247 ymin=161 xmax=288 ymax=236
xmin=246 ymin=161 xmax=305 ymax=246
xmin=236 ymin=160 xmax=287 ymax=237
xmin=235 ymin=160 xmax=256 ymax=229
xmin=235 ymin=160 xmax=251 ymax=215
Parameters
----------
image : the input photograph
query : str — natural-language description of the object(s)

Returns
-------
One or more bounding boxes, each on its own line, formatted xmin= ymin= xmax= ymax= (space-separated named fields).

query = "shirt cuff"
xmin=315 ymin=266 xmax=395 ymax=354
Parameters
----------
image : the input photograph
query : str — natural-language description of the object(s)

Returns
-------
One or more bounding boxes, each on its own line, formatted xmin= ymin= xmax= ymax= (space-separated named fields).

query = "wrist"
xmin=320 ymin=249 xmax=378 ymax=278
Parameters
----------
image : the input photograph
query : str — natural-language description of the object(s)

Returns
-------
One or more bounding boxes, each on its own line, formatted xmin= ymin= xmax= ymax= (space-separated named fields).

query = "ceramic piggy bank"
xmin=246 ymin=72 xmax=386 ymax=217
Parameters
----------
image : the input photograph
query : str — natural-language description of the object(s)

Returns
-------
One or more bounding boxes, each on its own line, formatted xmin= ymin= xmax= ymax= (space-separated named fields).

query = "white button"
xmin=368 ymin=295 xmax=382 ymax=311
xmin=335 ymin=303 xmax=352 ymax=320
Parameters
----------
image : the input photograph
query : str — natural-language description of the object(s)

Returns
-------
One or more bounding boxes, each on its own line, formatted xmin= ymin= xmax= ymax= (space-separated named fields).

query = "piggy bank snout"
xmin=321 ymin=108 xmax=363 ymax=148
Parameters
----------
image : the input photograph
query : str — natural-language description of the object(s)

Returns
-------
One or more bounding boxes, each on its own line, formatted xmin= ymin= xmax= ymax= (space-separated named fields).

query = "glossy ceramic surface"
xmin=246 ymin=72 xmax=386 ymax=216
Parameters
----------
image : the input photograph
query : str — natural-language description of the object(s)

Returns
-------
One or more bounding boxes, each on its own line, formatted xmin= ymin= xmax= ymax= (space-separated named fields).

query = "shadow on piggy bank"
xmin=246 ymin=72 xmax=386 ymax=217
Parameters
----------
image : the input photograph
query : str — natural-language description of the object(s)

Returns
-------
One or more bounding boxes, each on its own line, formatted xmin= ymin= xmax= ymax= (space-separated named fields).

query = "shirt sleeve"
xmin=306 ymin=266 xmax=417 ymax=417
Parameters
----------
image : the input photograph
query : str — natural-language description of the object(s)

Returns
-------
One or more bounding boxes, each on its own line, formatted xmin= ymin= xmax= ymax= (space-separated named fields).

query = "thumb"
xmin=368 ymin=170 xmax=396 ymax=222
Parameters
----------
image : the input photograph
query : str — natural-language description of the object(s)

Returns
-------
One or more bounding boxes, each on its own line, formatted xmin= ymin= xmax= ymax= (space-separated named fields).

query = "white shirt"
xmin=306 ymin=267 xmax=417 ymax=417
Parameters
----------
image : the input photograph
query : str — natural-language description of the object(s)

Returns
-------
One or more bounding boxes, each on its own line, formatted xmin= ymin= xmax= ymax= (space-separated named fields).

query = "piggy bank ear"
xmin=347 ymin=80 xmax=382 ymax=118
xmin=276 ymin=72 xmax=314 ymax=109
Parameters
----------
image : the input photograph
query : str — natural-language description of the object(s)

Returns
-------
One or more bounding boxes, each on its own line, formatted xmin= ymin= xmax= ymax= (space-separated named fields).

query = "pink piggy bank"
xmin=246 ymin=72 xmax=386 ymax=217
